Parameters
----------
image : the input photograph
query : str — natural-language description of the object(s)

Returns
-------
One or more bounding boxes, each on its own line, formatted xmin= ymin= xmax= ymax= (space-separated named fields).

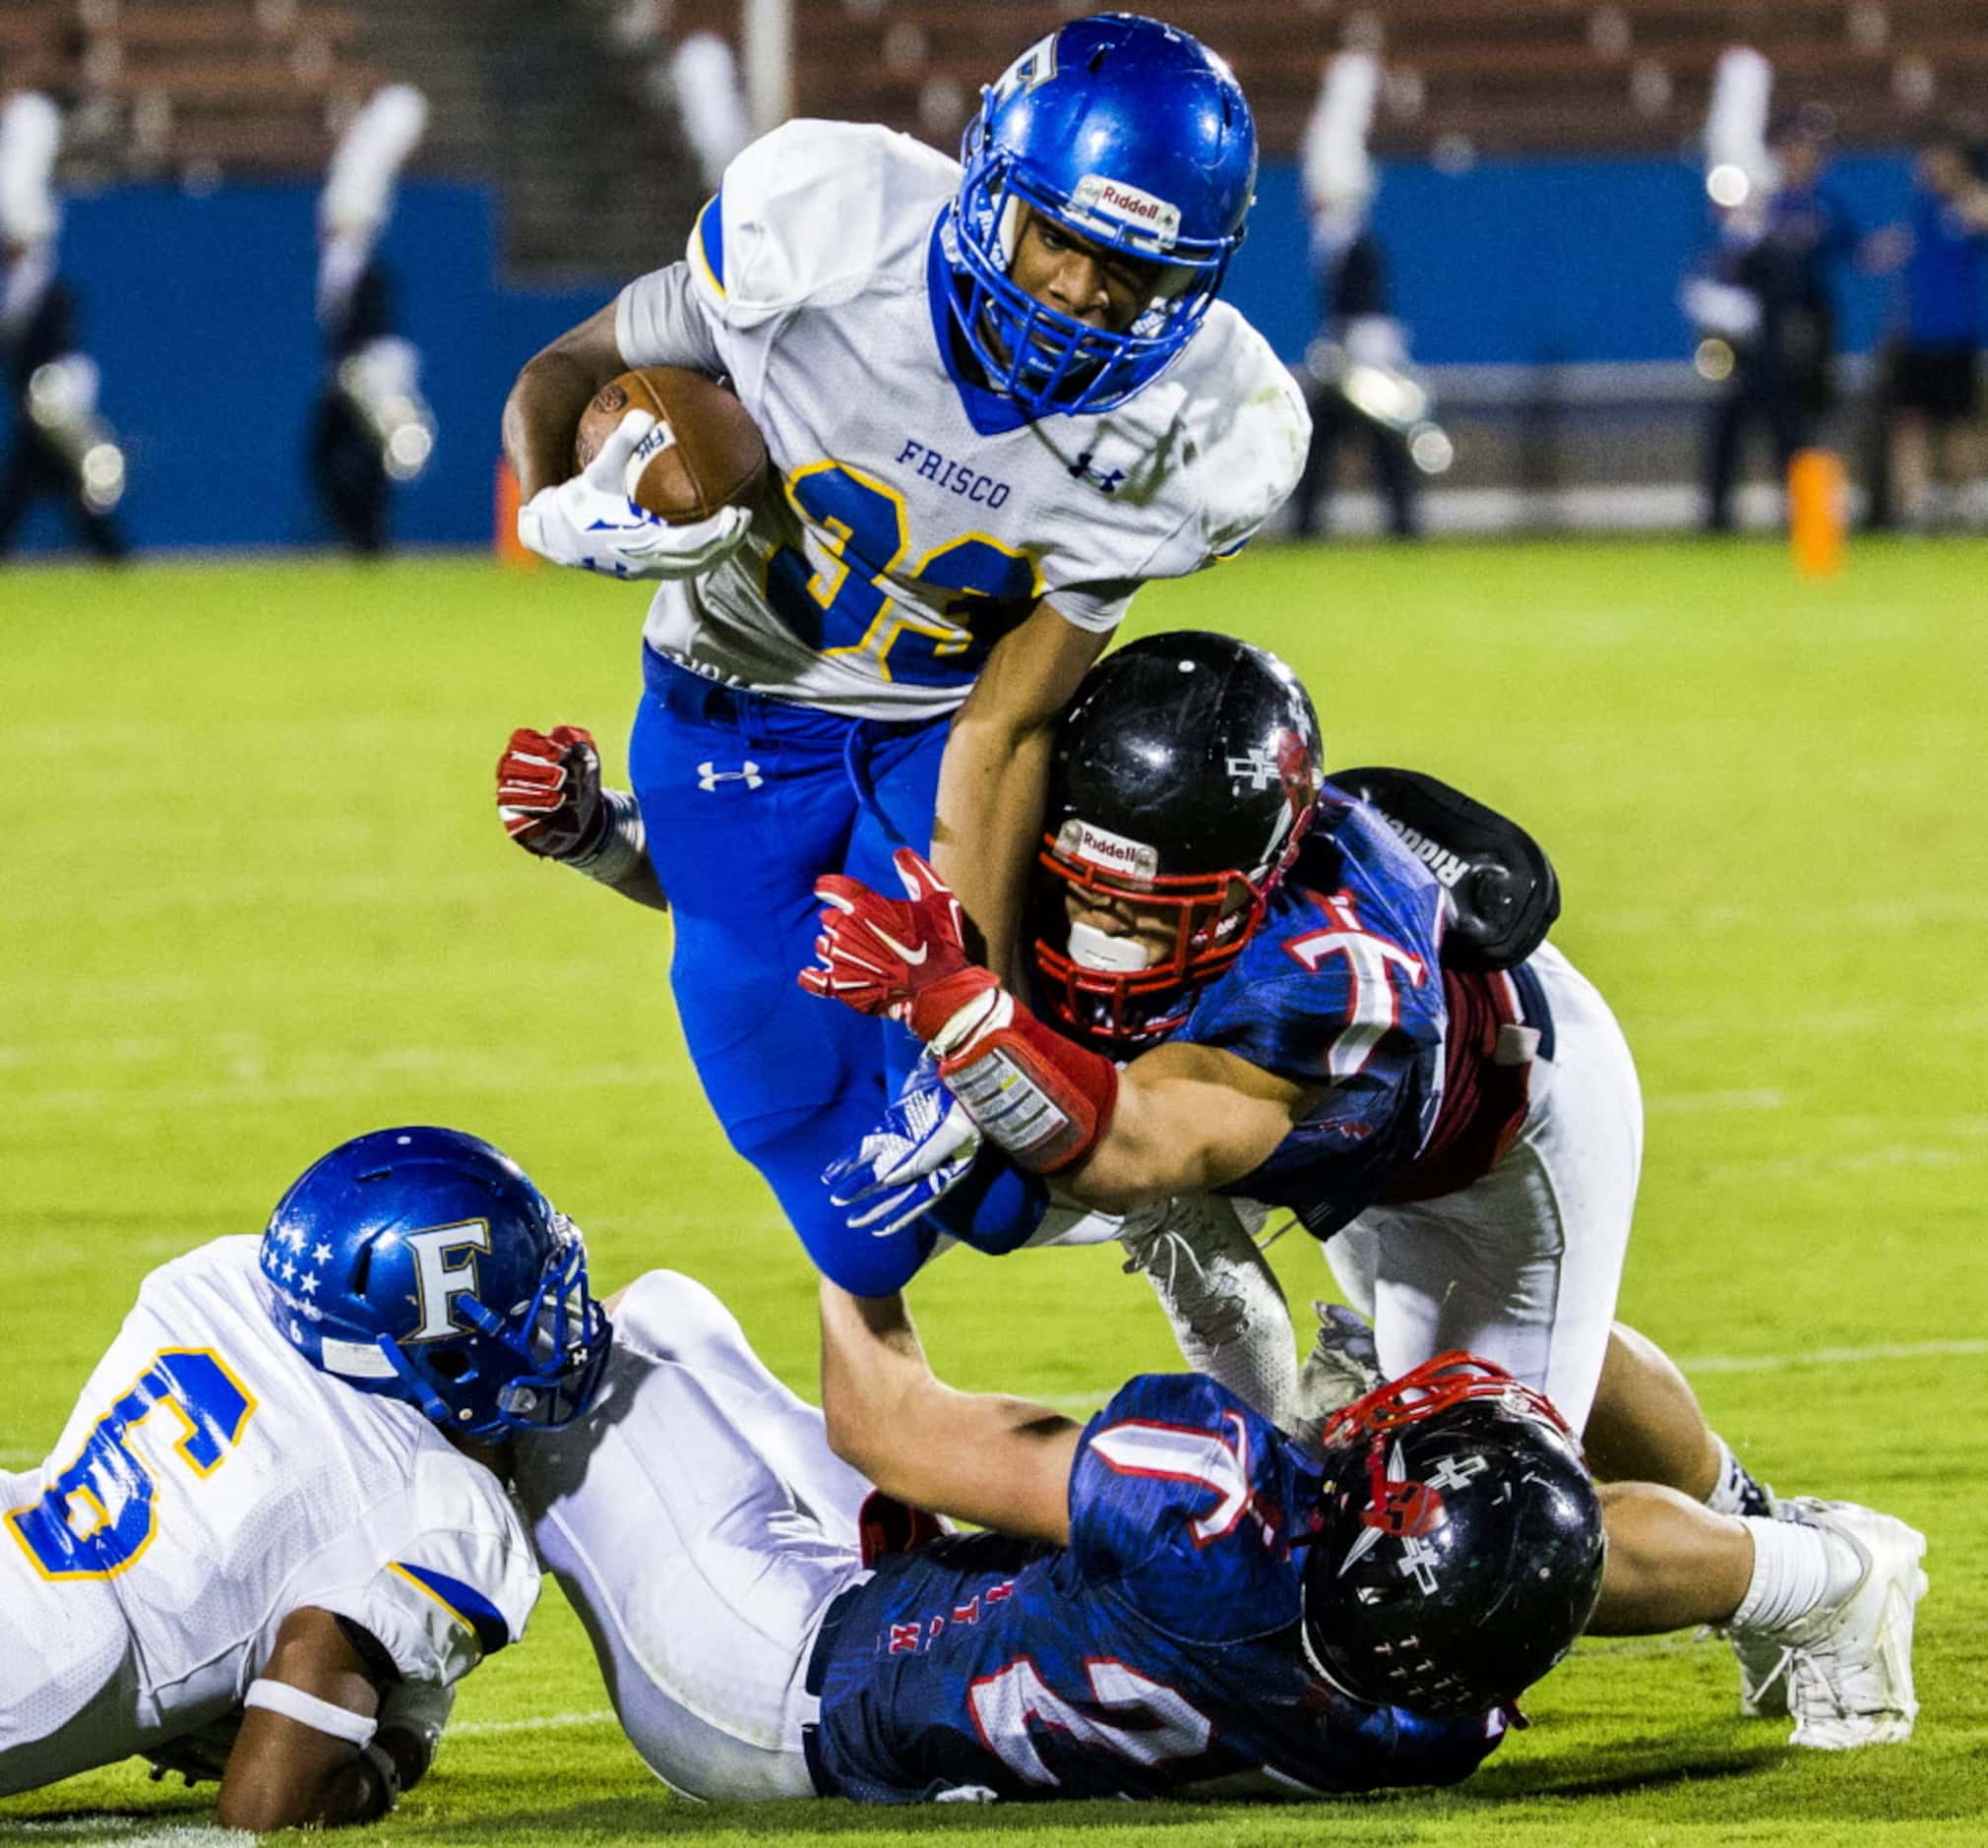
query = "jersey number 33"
xmin=768 ymin=461 xmax=1040 ymax=686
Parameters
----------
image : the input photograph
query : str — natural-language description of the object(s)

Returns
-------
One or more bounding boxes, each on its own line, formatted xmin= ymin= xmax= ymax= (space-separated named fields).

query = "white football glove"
xmin=517 ymin=408 xmax=751 ymax=580
xmin=824 ymin=1051 xmax=983 ymax=1239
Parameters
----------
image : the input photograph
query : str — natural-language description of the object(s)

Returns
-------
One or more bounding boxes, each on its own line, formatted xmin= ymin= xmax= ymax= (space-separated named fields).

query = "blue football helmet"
xmin=260 ymin=1126 xmax=610 ymax=1439
xmin=944 ymin=13 xmax=1257 ymax=417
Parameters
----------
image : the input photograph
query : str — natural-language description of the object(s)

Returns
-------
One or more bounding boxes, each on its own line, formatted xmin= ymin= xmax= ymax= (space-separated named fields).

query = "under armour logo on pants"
xmin=697 ymin=761 xmax=764 ymax=791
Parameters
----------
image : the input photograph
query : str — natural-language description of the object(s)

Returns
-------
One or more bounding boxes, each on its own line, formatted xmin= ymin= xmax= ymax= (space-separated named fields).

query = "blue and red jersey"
xmin=808 ymin=1372 xmax=1504 ymax=1802
xmin=1168 ymin=793 xmax=1546 ymax=1237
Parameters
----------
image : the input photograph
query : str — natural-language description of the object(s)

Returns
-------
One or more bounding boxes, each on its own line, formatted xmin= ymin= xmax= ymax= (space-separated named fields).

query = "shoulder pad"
xmin=1327 ymin=768 xmax=1560 ymax=970
xmin=698 ymin=119 xmax=959 ymax=321
xmin=1180 ymin=310 xmax=1311 ymax=561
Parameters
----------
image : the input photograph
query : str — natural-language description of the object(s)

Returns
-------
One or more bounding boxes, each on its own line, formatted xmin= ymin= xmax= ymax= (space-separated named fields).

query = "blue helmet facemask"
xmin=942 ymin=15 xmax=1257 ymax=418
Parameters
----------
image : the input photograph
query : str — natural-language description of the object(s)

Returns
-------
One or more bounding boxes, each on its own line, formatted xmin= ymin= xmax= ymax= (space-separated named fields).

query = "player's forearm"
xmin=819 ymin=1280 xmax=934 ymax=1473
xmin=594 ymin=857 xmax=670 ymax=913
xmin=217 ymin=1747 xmax=395 ymax=1831
xmin=930 ymin=602 xmax=1111 ymax=980
xmin=1061 ymin=1077 xmax=1277 ymax=1211
xmin=930 ymin=712 xmax=1056 ymax=979
xmin=502 ymin=354 xmax=599 ymax=501
xmin=818 ymin=1280 xmax=1076 ymax=1541
xmin=1058 ymin=1046 xmax=1306 ymax=1212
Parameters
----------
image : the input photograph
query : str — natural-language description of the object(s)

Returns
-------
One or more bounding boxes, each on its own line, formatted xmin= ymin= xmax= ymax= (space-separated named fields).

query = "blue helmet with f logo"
xmin=945 ymin=13 xmax=1257 ymax=417
xmin=260 ymin=1126 xmax=610 ymax=1439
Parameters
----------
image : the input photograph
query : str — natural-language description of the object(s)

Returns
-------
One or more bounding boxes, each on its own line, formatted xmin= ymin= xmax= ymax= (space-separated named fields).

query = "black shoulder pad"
xmin=1327 ymin=767 xmax=1561 ymax=971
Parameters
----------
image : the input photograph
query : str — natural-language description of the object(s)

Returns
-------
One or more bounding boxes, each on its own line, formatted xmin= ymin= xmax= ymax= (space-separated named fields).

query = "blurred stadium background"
xmin=2 ymin=0 xmax=1986 ymax=549
xmin=4 ymin=6 xmax=1988 ymax=1844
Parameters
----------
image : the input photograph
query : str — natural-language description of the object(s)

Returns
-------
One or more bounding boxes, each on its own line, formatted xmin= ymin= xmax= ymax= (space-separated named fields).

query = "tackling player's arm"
xmin=930 ymin=600 xmax=1115 ymax=977
xmin=802 ymin=848 xmax=1312 ymax=1212
xmin=819 ymin=1278 xmax=1079 ymax=1546
xmin=216 ymin=1606 xmax=421 ymax=1832
xmin=1058 ymin=1038 xmax=1309 ymax=1212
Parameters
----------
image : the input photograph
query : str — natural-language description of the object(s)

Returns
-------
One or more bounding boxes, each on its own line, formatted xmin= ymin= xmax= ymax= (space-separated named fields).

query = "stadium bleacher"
xmin=12 ymin=2 xmax=1985 ymax=194
xmin=658 ymin=0 xmax=1988 ymax=157
xmin=9 ymin=0 xmax=379 ymax=178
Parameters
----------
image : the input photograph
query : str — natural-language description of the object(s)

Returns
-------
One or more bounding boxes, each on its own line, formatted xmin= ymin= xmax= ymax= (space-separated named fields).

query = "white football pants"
xmin=511 ymin=1269 xmax=872 ymax=1801
xmin=1323 ymin=941 xmax=1643 ymax=1433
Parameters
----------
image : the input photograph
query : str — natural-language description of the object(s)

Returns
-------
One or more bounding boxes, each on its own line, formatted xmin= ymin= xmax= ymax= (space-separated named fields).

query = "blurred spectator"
xmin=313 ymin=86 xmax=433 ymax=556
xmin=1865 ymin=132 xmax=1988 ymax=530
xmin=1292 ymin=52 xmax=1423 ymax=540
xmin=0 ymin=92 xmax=128 ymax=562
xmin=1697 ymin=109 xmax=1865 ymax=534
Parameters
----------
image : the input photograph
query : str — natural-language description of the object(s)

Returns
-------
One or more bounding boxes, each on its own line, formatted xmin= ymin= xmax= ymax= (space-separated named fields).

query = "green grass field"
xmin=3 ymin=538 xmax=1985 ymax=1847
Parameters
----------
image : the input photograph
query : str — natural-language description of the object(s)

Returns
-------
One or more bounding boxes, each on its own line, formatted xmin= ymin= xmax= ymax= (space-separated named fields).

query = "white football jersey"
xmin=0 ymin=1237 xmax=539 ymax=1797
xmin=616 ymin=119 xmax=1310 ymax=720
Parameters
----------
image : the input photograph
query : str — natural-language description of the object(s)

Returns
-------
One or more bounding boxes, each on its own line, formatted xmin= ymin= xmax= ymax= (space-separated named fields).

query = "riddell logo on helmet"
xmin=1071 ymin=174 xmax=1183 ymax=247
xmin=1058 ymin=819 xmax=1159 ymax=883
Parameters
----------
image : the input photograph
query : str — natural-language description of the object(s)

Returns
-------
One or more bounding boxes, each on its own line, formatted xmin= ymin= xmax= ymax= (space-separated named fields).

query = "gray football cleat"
xmin=1118 ymin=1194 xmax=1299 ymax=1432
xmin=1734 ymin=1498 xmax=1928 ymax=1749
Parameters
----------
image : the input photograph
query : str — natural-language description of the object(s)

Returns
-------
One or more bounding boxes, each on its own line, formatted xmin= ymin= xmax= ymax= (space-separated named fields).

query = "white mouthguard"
xmin=1068 ymin=920 xmax=1151 ymax=973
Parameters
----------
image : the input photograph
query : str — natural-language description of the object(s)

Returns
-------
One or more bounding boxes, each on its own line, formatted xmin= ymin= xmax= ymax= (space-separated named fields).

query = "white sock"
xmin=1704 ymin=1434 xmax=1749 ymax=1515
xmin=1730 ymin=1514 xmax=1863 ymax=1633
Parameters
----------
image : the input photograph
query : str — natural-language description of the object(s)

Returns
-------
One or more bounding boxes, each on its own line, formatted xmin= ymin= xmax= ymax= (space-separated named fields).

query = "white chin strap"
xmin=1068 ymin=920 xmax=1150 ymax=973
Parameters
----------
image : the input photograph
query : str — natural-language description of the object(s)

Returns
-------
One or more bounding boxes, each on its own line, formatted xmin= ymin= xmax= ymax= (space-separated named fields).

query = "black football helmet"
xmin=1299 ymin=1353 xmax=1605 ymax=1717
xmin=1031 ymin=632 xmax=1324 ymax=1046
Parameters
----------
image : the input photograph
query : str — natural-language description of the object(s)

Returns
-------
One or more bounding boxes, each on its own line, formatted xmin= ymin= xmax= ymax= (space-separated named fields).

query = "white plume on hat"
xmin=1705 ymin=46 xmax=1774 ymax=197
xmin=321 ymin=84 xmax=428 ymax=236
xmin=1302 ymin=52 xmax=1381 ymax=219
xmin=0 ymin=92 xmax=63 ymax=246
xmin=668 ymin=32 xmax=752 ymax=192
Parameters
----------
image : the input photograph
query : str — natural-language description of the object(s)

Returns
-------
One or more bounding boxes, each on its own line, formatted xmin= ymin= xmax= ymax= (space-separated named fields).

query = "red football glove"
xmin=802 ymin=847 xmax=1120 ymax=1173
xmin=497 ymin=725 xmax=606 ymax=861
xmin=799 ymin=848 xmax=995 ymax=1035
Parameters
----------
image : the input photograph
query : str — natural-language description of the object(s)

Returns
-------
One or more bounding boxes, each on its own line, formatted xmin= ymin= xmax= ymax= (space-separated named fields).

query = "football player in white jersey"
xmin=499 ymin=14 xmax=1308 ymax=1296
xmin=0 ymin=1127 xmax=606 ymax=1830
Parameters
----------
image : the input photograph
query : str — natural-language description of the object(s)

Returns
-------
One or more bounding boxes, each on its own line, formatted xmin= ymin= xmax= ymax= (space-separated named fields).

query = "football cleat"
xmin=1118 ymin=1193 xmax=1299 ymax=1432
xmin=1738 ymin=1498 xmax=1928 ymax=1749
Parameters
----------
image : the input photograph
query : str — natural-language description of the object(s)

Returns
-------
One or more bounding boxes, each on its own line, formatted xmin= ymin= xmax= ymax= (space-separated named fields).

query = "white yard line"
xmin=451 ymin=1707 xmax=618 ymax=1738
xmin=1677 ymin=1336 xmax=1988 ymax=1374
xmin=1643 ymin=1087 xmax=1784 ymax=1115
xmin=0 ymin=1826 xmax=252 ymax=1846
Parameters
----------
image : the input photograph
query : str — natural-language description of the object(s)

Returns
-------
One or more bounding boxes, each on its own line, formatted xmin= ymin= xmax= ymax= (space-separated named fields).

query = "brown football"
xmin=572 ymin=366 xmax=769 ymax=524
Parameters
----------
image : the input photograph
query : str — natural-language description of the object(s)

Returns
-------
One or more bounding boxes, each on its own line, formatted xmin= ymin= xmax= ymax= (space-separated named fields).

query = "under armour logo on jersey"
xmin=696 ymin=760 xmax=763 ymax=791
xmin=1068 ymin=450 xmax=1126 ymax=495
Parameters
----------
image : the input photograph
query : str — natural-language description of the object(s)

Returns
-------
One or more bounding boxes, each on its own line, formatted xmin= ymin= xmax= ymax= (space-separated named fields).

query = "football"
xmin=572 ymin=366 xmax=769 ymax=524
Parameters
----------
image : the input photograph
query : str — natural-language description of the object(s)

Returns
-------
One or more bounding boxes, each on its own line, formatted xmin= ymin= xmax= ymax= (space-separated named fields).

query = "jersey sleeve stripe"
xmin=694 ymin=194 xmax=727 ymax=298
xmin=388 ymin=1560 xmax=513 ymax=1659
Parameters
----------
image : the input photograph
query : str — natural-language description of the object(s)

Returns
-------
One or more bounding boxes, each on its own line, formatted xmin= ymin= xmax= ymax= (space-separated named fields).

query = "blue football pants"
xmin=628 ymin=648 xmax=1041 ymax=1293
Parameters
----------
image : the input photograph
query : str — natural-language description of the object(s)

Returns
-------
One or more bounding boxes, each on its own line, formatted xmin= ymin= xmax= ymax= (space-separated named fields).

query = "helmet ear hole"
xmin=428 ymin=1348 xmax=471 ymax=1381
